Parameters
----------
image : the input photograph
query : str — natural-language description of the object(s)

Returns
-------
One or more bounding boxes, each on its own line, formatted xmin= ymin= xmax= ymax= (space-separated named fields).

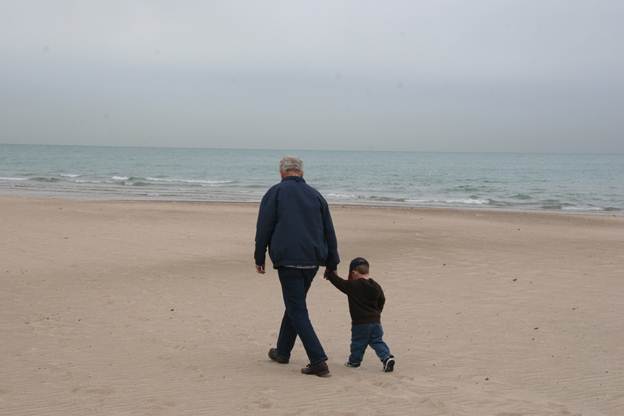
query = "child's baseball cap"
xmin=349 ymin=257 xmax=369 ymax=273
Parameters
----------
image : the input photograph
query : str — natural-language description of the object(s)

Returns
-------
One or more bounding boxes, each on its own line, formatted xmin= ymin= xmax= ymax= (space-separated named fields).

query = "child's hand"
xmin=324 ymin=269 xmax=338 ymax=280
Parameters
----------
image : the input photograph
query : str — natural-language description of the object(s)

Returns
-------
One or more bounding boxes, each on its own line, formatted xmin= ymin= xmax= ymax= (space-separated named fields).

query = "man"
xmin=255 ymin=156 xmax=339 ymax=377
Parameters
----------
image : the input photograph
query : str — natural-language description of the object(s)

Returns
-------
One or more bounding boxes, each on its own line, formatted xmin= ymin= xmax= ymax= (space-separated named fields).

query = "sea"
xmin=1 ymin=144 xmax=622 ymax=213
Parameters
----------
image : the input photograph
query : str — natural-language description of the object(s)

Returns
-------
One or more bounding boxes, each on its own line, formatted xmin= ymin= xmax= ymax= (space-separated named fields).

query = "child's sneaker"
xmin=383 ymin=356 xmax=395 ymax=372
xmin=344 ymin=361 xmax=361 ymax=368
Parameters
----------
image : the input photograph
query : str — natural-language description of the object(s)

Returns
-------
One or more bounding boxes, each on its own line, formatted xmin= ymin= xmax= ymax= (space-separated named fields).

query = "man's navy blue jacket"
xmin=255 ymin=176 xmax=340 ymax=270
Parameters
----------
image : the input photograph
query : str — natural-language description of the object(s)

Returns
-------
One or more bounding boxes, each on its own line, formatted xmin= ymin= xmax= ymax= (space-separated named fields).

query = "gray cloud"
xmin=1 ymin=0 xmax=623 ymax=152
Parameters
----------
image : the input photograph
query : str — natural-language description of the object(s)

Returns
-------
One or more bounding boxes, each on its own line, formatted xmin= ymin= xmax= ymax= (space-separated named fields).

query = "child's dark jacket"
xmin=327 ymin=272 xmax=385 ymax=325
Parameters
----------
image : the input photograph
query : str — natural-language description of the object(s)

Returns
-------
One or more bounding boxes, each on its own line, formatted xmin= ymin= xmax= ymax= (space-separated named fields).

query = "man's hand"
xmin=256 ymin=264 xmax=266 ymax=274
xmin=324 ymin=268 xmax=337 ymax=280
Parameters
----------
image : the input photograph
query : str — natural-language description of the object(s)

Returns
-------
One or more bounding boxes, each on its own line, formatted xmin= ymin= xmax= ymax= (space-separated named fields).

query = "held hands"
xmin=324 ymin=268 xmax=339 ymax=280
xmin=256 ymin=264 xmax=266 ymax=274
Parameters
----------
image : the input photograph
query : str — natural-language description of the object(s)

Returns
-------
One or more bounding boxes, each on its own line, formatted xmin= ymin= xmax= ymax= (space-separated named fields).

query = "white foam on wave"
xmin=406 ymin=198 xmax=490 ymax=205
xmin=112 ymin=176 xmax=129 ymax=181
xmin=74 ymin=179 xmax=103 ymax=183
xmin=450 ymin=198 xmax=490 ymax=205
xmin=562 ymin=205 xmax=604 ymax=211
xmin=327 ymin=192 xmax=358 ymax=199
xmin=145 ymin=177 xmax=234 ymax=185
xmin=0 ymin=177 xmax=28 ymax=181
xmin=60 ymin=173 xmax=80 ymax=178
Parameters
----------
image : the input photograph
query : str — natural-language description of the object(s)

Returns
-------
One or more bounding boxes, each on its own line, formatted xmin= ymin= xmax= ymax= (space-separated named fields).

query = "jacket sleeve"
xmin=320 ymin=196 xmax=340 ymax=270
xmin=254 ymin=187 xmax=278 ymax=266
xmin=327 ymin=271 xmax=352 ymax=295
xmin=378 ymin=287 xmax=386 ymax=312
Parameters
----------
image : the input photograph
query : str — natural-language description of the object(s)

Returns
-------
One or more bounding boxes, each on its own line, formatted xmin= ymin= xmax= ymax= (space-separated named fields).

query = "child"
xmin=325 ymin=257 xmax=395 ymax=372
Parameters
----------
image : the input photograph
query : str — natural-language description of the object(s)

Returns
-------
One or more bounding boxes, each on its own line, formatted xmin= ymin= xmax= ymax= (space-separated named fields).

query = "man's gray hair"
xmin=279 ymin=156 xmax=303 ymax=173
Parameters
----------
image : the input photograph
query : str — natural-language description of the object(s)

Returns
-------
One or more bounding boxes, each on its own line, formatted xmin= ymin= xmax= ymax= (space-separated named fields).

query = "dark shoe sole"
xmin=384 ymin=358 xmax=395 ymax=372
xmin=268 ymin=348 xmax=289 ymax=364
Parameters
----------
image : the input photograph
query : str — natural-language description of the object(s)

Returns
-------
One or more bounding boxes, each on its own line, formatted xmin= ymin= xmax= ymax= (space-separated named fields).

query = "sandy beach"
xmin=1 ymin=196 xmax=623 ymax=416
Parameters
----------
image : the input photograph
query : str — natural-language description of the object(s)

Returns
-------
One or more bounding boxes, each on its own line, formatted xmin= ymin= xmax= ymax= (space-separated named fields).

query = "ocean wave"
xmin=60 ymin=173 xmax=80 ymax=178
xmin=510 ymin=193 xmax=532 ymax=200
xmin=327 ymin=192 xmax=358 ymax=199
xmin=448 ymin=184 xmax=482 ymax=192
xmin=486 ymin=199 xmax=517 ymax=207
xmin=406 ymin=198 xmax=491 ymax=206
xmin=145 ymin=177 xmax=235 ymax=185
xmin=107 ymin=175 xmax=234 ymax=186
xmin=325 ymin=194 xmax=494 ymax=206
xmin=73 ymin=179 xmax=104 ymax=184
xmin=446 ymin=198 xmax=490 ymax=205
xmin=366 ymin=195 xmax=407 ymax=202
xmin=540 ymin=200 xmax=574 ymax=210
xmin=0 ymin=176 xmax=28 ymax=181
xmin=29 ymin=176 xmax=60 ymax=183
xmin=561 ymin=204 xmax=622 ymax=212
xmin=561 ymin=205 xmax=604 ymax=211
xmin=110 ymin=176 xmax=154 ymax=186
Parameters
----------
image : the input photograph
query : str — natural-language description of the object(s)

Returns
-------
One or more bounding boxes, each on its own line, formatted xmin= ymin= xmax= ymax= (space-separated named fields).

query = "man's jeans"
xmin=276 ymin=267 xmax=328 ymax=365
xmin=349 ymin=323 xmax=391 ymax=364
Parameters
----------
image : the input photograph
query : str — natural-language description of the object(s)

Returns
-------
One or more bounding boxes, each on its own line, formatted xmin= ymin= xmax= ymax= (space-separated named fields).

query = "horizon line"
xmin=1 ymin=142 xmax=622 ymax=156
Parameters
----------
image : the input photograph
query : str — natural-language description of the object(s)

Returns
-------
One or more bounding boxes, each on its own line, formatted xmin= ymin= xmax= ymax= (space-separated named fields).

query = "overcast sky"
xmin=1 ymin=0 xmax=623 ymax=152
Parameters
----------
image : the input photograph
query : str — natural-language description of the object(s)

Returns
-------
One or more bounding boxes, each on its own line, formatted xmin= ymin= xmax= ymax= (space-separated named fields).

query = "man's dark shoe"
xmin=301 ymin=361 xmax=330 ymax=377
xmin=268 ymin=348 xmax=289 ymax=364
xmin=344 ymin=361 xmax=360 ymax=368
xmin=383 ymin=356 xmax=395 ymax=372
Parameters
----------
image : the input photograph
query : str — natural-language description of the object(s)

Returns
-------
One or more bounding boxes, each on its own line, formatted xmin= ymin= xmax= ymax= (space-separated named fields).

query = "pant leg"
xmin=301 ymin=268 xmax=315 ymax=295
xmin=275 ymin=268 xmax=317 ymax=358
xmin=368 ymin=323 xmax=392 ymax=361
xmin=276 ymin=311 xmax=297 ymax=358
xmin=348 ymin=324 xmax=370 ymax=364
xmin=276 ymin=268 xmax=327 ymax=364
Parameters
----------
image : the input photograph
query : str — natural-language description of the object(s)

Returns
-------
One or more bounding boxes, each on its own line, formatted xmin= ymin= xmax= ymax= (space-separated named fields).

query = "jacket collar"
xmin=282 ymin=176 xmax=305 ymax=183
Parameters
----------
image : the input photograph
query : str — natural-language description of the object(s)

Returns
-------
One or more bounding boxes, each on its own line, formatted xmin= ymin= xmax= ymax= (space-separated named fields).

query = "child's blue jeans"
xmin=349 ymin=323 xmax=392 ymax=364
